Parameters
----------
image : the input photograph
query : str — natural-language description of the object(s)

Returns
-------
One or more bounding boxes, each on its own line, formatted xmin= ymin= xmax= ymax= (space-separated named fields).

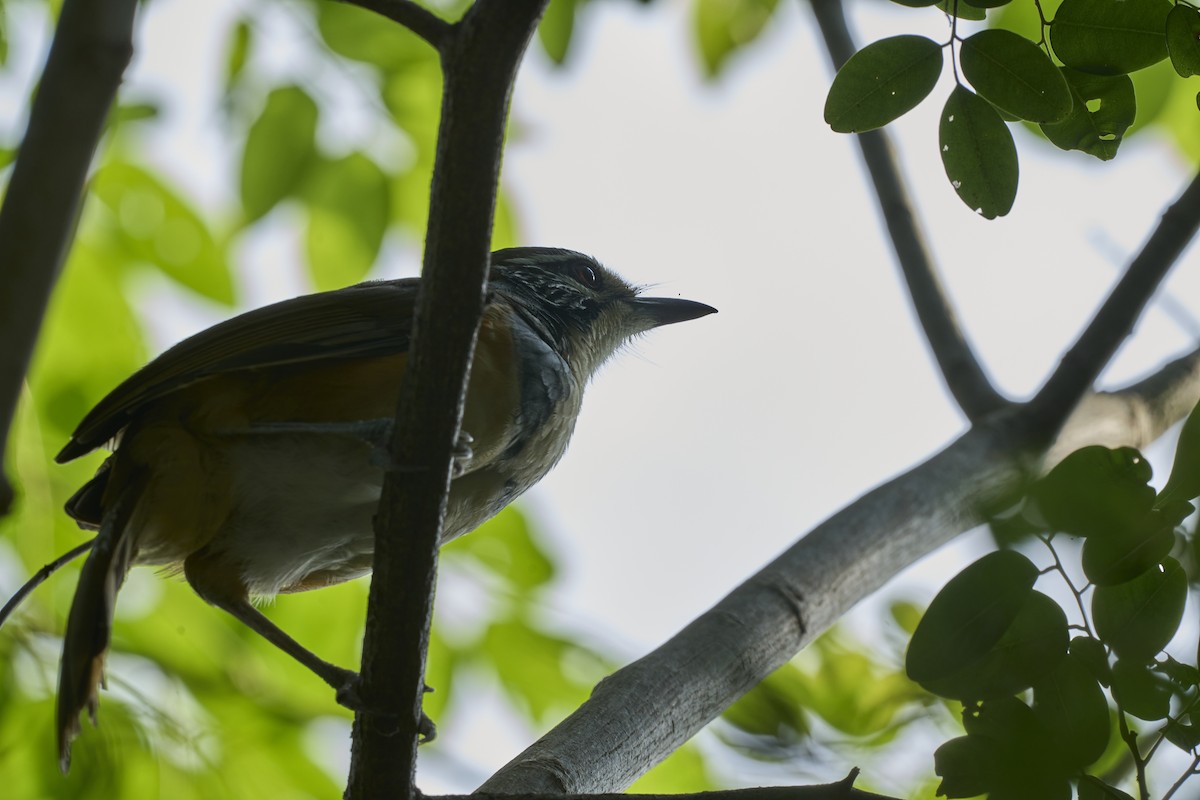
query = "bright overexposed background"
xmin=4 ymin=0 xmax=1199 ymax=793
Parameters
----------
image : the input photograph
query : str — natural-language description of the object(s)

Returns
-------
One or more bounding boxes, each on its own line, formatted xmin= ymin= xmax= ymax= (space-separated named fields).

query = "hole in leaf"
xmin=1099 ymin=134 xmax=1116 ymax=141
xmin=1085 ymin=98 xmax=1102 ymax=113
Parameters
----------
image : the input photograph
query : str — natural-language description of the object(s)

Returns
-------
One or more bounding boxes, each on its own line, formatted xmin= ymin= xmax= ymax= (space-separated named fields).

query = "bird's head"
xmin=489 ymin=248 xmax=716 ymax=380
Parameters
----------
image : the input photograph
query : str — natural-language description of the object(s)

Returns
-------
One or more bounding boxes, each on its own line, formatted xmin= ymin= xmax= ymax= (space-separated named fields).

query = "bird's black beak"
xmin=631 ymin=296 xmax=718 ymax=328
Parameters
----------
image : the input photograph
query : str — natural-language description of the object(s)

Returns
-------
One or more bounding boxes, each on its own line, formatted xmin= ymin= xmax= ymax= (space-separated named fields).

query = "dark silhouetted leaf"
xmin=1156 ymin=655 xmax=1200 ymax=688
xmin=1078 ymin=776 xmax=1137 ymax=800
xmin=1111 ymin=659 xmax=1171 ymax=720
xmin=962 ymin=697 xmax=1070 ymax=796
xmin=1069 ymin=636 xmax=1111 ymax=686
xmin=939 ymin=86 xmax=1018 ymax=218
xmin=960 ymin=29 xmax=1072 ymax=122
xmin=1164 ymin=718 xmax=1200 ymax=751
xmin=1081 ymin=514 xmax=1174 ymax=586
xmin=889 ymin=0 xmax=940 ymax=6
xmin=695 ymin=0 xmax=780 ymax=79
xmin=1032 ymin=652 xmax=1110 ymax=766
xmin=934 ymin=736 xmax=997 ymax=798
xmin=1051 ymin=0 xmax=1171 ymax=75
xmin=240 ymin=86 xmax=319 ymax=222
xmin=1167 ymin=5 xmax=1200 ymax=77
xmin=907 ymin=550 xmax=1038 ymax=684
xmin=921 ymin=591 xmax=1068 ymax=700
xmin=938 ymin=0 xmax=987 ymax=19
xmin=824 ymin=35 xmax=944 ymax=133
xmin=1033 ymin=446 xmax=1154 ymax=538
xmin=1093 ymin=557 xmax=1186 ymax=659
xmin=1040 ymin=68 xmax=1136 ymax=160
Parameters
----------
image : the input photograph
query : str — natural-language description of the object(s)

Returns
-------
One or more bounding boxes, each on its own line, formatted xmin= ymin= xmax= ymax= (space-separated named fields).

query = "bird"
xmin=47 ymin=246 xmax=716 ymax=771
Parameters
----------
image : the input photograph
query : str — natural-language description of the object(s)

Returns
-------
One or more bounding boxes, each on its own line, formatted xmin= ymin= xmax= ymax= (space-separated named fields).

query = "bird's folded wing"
xmin=58 ymin=279 xmax=419 ymax=462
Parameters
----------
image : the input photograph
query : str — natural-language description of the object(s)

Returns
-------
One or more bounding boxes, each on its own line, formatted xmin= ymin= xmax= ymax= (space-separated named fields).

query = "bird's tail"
xmin=56 ymin=470 xmax=144 ymax=773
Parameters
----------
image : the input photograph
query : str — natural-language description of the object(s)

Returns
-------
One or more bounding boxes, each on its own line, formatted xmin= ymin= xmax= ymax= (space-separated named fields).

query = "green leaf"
xmin=906 ymin=550 xmax=1039 ymax=684
xmin=1069 ymin=636 xmax=1112 ymax=686
xmin=446 ymin=506 xmax=557 ymax=592
xmin=1081 ymin=514 xmax=1174 ymax=586
xmin=1163 ymin=718 xmax=1200 ymax=751
xmin=694 ymin=0 xmax=781 ymax=79
xmin=1093 ymin=557 xmax=1186 ymax=660
xmin=1050 ymin=0 xmax=1172 ymax=75
xmin=1111 ymin=659 xmax=1171 ymax=720
xmin=962 ymin=0 xmax=1013 ymax=7
xmin=799 ymin=638 xmax=923 ymax=736
xmin=938 ymin=0 xmax=987 ymax=19
xmin=1040 ymin=68 xmax=1136 ymax=160
xmin=90 ymin=162 xmax=236 ymax=304
xmin=1167 ymin=5 xmax=1200 ymax=77
xmin=962 ymin=697 xmax=1070 ymax=796
xmin=824 ymin=35 xmax=944 ymax=133
xmin=538 ymin=0 xmax=577 ymax=65
xmin=722 ymin=663 xmax=809 ymax=740
xmin=1033 ymin=446 xmax=1154 ymax=538
xmin=1157 ymin=400 xmax=1200 ymax=507
xmin=225 ymin=18 xmax=252 ymax=91
xmin=1078 ymin=776 xmax=1137 ymax=800
xmin=1032 ymin=652 xmax=1111 ymax=767
xmin=317 ymin=1 xmax=431 ymax=72
xmin=939 ymin=85 xmax=1018 ymax=218
xmin=1156 ymin=654 xmax=1200 ymax=688
xmin=483 ymin=619 xmax=609 ymax=724
xmin=934 ymin=736 xmax=997 ymax=798
xmin=888 ymin=0 xmax=940 ymax=6
xmin=300 ymin=152 xmax=389 ymax=290
xmin=921 ymin=591 xmax=1069 ymax=700
xmin=960 ymin=29 xmax=1072 ymax=122
xmin=240 ymin=86 xmax=319 ymax=223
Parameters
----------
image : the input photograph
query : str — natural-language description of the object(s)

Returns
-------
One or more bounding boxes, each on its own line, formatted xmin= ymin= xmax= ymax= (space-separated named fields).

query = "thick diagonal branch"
xmin=0 ymin=0 xmax=138 ymax=516
xmin=808 ymin=0 xmax=1006 ymax=422
xmin=345 ymin=2 xmax=548 ymax=798
xmin=478 ymin=347 xmax=1200 ymax=794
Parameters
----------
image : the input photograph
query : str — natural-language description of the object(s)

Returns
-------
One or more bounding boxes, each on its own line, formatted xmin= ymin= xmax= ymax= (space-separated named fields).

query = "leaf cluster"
xmin=907 ymin=400 xmax=1200 ymax=799
xmin=823 ymin=0 xmax=1200 ymax=217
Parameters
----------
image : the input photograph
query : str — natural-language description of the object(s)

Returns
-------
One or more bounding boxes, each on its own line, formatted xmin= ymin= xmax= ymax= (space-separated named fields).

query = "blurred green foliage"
xmin=4 ymin=0 xmax=1200 ymax=797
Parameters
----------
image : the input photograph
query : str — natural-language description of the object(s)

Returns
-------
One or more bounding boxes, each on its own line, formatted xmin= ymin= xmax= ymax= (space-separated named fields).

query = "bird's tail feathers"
xmin=56 ymin=470 xmax=144 ymax=774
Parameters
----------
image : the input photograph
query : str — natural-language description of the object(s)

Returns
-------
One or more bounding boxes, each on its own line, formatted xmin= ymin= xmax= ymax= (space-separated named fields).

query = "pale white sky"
xmin=5 ymin=0 xmax=1199 ymax=793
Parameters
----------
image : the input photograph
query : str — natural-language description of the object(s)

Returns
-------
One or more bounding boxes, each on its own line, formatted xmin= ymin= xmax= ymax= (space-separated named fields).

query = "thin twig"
xmin=1162 ymin=753 xmax=1200 ymax=800
xmin=336 ymin=0 xmax=451 ymax=49
xmin=1030 ymin=171 xmax=1200 ymax=440
xmin=807 ymin=0 xmax=1006 ymax=423
xmin=0 ymin=0 xmax=139 ymax=516
xmin=0 ymin=540 xmax=94 ymax=629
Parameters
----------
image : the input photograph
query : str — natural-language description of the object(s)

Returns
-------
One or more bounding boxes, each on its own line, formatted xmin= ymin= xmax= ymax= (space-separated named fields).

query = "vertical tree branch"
xmin=0 ymin=0 xmax=139 ymax=516
xmin=807 ymin=0 xmax=1006 ymax=422
xmin=344 ymin=2 xmax=548 ymax=797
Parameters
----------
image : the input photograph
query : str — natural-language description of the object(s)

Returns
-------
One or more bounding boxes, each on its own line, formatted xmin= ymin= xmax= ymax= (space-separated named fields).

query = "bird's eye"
xmin=573 ymin=263 xmax=600 ymax=288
